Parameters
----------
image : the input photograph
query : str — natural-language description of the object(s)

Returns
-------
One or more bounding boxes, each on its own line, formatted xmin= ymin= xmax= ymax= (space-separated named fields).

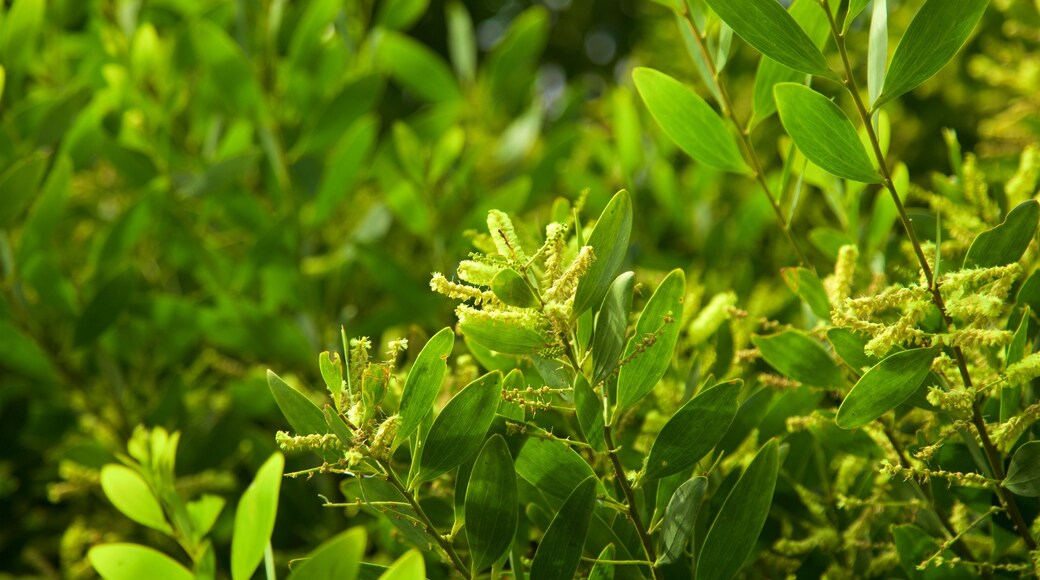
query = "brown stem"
xmin=603 ymin=425 xmax=663 ymax=580
xmin=821 ymin=0 xmax=1038 ymax=552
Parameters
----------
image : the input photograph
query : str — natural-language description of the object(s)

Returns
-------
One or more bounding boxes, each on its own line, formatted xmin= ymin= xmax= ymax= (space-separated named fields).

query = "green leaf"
xmin=827 ymin=328 xmax=880 ymax=371
xmin=873 ymin=0 xmax=989 ymax=110
xmin=892 ymin=524 xmax=973 ymax=580
xmin=836 ymin=347 xmax=938 ymax=429
xmin=867 ymin=0 xmax=888 ymax=105
xmin=1004 ymin=441 xmax=1040 ymax=497
xmin=697 ymin=440 xmax=780 ymax=580
xmin=412 ymin=371 xmax=502 ymax=485
xmin=0 ymin=151 xmax=48 ymax=227
xmin=0 ymin=0 xmax=45 ymax=69
xmin=491 ymin=268 xmax=540 ymax=308
xmin=658 ymin=476 xmax=708 ymax=564
xmin=702 ymin=0 xmax=838 ymax=81
xmin=774 ymin=83 xmax=882 ymax=183
xmin=74 ymin=269 xmax=136 ymax=347
xmin=445 ymin=1 xmax=477 ymax=83
xmin=186 ymin=495 xmax=225 ymax=540
xmin=465 ymin=435 xmax=518 ymax=574
xmin=376 ymin=0 xmax=429 ymax=30
xmin=617 ymin=269 xmax=685 ymax=411
xmin=231 ymin=452 xmax=284 ymax=580
xmin=267 ymin=371 xmax=327 ymax=436
xmin=376 ymin=30 xmax=461 ymax=103
xmin=844 ymin=0 xmax=872 ymax=33
xmin=313 ymin=116 xmax=378 ymax=226
xmin=378 ymin=550 xmax=425 ymax=580
xmin=99 ymin=465 xmax=172 ymax=534
xmin=963 ymin=200 xmax=1040 ymax=269
xmin=88 ymin=544 xmax=193 ymax=580
xmin=592 ymin=272 xmax=636 ymax=384
xmin=574 ymin=374 xmax=605 ymax=452
xmin=633 ymin=68 xmax=749 ymax=174
xmin=458 ymin=314 xmax=550 ymax=355
xmin=573 ymin=190 xmax=634 ymax=317
xmin=513 ymin=436 xmax=598 ymax=499
xmin=588 ymin=544 xmax=616 ymax=580
xmin=753 ymin=330 xmax=844 ymax=387
xmin=288 ymin=527 xmax=365 ymax=580
xmin=781 ymin=267 xmax=832 ymax=321
xmin=0 ymin=320 xmax=58 ymax=382
xmin=530 ymin=476 xmax=597 ymax=579
xmin=396 ymin=327 xmax=454 ymax=448
xmin=643 ymin=380 xmax=741 ymax=481
xmin=319 ymin=351 xmax=344 ymax=405
xmin=483 ymin=7 xmax=550 ymax=106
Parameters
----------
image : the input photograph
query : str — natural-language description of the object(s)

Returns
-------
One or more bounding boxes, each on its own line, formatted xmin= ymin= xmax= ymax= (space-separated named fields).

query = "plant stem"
xmin=821 ymin=0 xmax=1038 ymax=552
xmin=377 ymin=459 xmax=471 ymax=576
xmin=675 ymin=9 xmax=812 ymax=269
xmin=603 ymin=425 xmax=663 ymax=580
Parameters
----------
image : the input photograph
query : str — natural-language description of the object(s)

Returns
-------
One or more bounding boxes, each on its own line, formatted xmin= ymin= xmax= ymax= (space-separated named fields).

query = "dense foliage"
xmin=2 ymin=0 xmax=1040 ymax=578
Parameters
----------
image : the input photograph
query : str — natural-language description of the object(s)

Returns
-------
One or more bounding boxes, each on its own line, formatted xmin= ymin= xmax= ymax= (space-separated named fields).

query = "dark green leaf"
xmin=617 ymin=269 xmax=685 ymax=410
xmin=827 ymin=328 xmax=879 ymax=371
xmin=836 ymin=347 xmax=939 ymax=429
xmin=781 ymin=267 xmax=832 ymax=321
xmin=658 ymin=476 xmax=708 ymax=564
xmin=588 ymin=544 xmax=616 ymax=580
xmin=643 ymin=380 xmax=741 ymax=481
xmin=530 ymin=477 xmax=597 ymax=579
xmin=753 ymin=330 xmax=843 ymax=388
xmin=288 ymin=528 xmax=365 ymax=580
xmin=964 ymin=200 xmax=1039 ymax=269
xmin=702 ymin=0 xmax=838 ymax=80
xmin=396 ymin=327 xmax=454 ymax=448
xmin=376 ymin=0 xmax=429 ymax=30
xmin=267 ymin=371 xmax=328 ymax=436
xmin=491 ymin=268 xmax=540 ymax=308
xmin=74 ymin=269 xmax=136 ymax=347
xmin=1004 ymin=441 xmax=1040 ymax=497
xmin=0 ymin=320 xmax=58 ymax=383
xmin=633 ymin=68 xmax=749 ymax=174
xmin=592 ymin=272 xmax=635 ymax=384
xmin=88 ymin=544 xmax=193 ymax=580
xmin=458 ymin=314 xmax=550 ymax=355
xmin=231 ymin=453 xmax=284 ymax=580
xmin=513 ymin=436 xmax=598 ymax=499
xmin=775 ymin=83 xmax=882 ymax=183
xmin=376 ymin=31 xmax=461 ymax=103
xmin=313 ymin=116 xmax=378 ymax=226
xmin=893 ymin=524 xmax=973 ymax=580
xmin=573 ymin=190 xmax=634 ymax=317
xmin=412 ymin=371 xmax=502 ymax=485
xmin=574 ymin=374 xmax=606 ymax=452
xmin=697 ymin=440 xmax=780 ymax=580
xmin=466 ymin=435 xmax=518 ymax=574
xmin=874 ymin=0 xmax=989 ymax=110
xmin=0 ymin=151 xmax=48 ymax=227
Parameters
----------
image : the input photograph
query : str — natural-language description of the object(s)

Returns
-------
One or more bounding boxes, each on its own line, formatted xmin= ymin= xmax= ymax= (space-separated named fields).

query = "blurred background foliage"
xmin=0 ymin=0 xmax=1037 ymax=577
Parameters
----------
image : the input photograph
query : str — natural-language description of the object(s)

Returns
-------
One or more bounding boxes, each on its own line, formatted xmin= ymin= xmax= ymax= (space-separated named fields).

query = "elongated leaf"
xmin=378 ymin=550 xmax=425 ymax=580
xmin=633 ymin=68 xmax=749 ymax=174
xmin=99 ymin=465 xmax=172 ymax=534
xmin=592 ymin=272 xmax=636 ymax=384
xmin=697 ymin=440 xmax=779 ymax=580
xmin=617 ymin=269 xmax=685 ymax=410
xmin=231 ymin=453 xmax=284 ymax=580
xmin=376 ymin=0 xmax=428 ymax=30
xmin=963 ymin=200 xmax=1040 ymax=269
xmin=412 ymin=371 xmax=502 ymax=484
xmin=753 ymin=330 xmax=843 ymax=387
xmin=313 ymin=116 xmax=378 ymax=226
xmin=0 ymin=151 xmax=48 ymax=227
xmin=893 ymin=524 xmax=974 ymax=580
xmin=588 ymin=544 xmax=616 ymax=580
xmin=466 ymin=435 xmax=518 ymax=574
xmin=530 ymin=477 xmax=597 ymax=579
xmin=836 ymin=347 xmax=938 ymax=429
xmin=781 ymin=267 xmax=832 ymax=321
xmin=458 ymin=313 xmax=550 ymax=355
xmin=267 ymin=370 xmax=327 ymax=436
xmin=574 ymin=374 xmax=605 ymax=452
xmin=644 ymin=380 xmax=741 ymax=481
xmin=1004 ymin=441 xmax=1040 ymax=497
xmin=844 ymin=0 xmax=872 ymax=33
xmin=186 ymin=495 xmax=225 ymax=540
xmin=868 ymin=0 xmax=888 ymax=105
xmin=319 ymin=351 xmax=344 ymax=405
xmin=491 ymin=268 xmax=539 ymax=308
xmin=573 ymin=190 xmax=634 ymax=317
xmin=513 ymin=436 xmax=597 ymax=499
xmin=775 ymin=83 xmax=882 ymax=183
xmin=874 ymin=0 xmax=989 ymax=110
xmin=658 ymin=476 xmax=708 ymax=564
xmin=702 ymin=0 xmax=838 ymax=81
xmin=446 ymin=2 xmax=476 ymax=83
xmin=827 ymin=328 xmax=879 ymax=371
xmin=376 ymin=30 xmax=461 ymax=103
xmin=74 ymin=269 xmax=135 ymax=347
xmin=396 ymin=327 xmax=454 ymax=447
xmin=89 ymin=544 xmax=193 ymax=580
xmin=288 ymin=528 xmax=366 ymax=580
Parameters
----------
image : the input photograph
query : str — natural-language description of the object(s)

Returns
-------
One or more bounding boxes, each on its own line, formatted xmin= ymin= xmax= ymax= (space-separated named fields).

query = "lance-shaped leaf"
xmin=267 ymin=370 xmax=327 ymax=436
xmin=412 ymin=371 xmax=502 ymax=485
xmin=753 ymin=330 xmax=843 ymax=388
xmin=530 ymin=477 xmax=597 ymax=579
xmin=376 ymin=30 xmax=461 ymax=103
xmin=458 ymin=311 xmax=550 ymax=355
xmin=658 ymin=476 xmax=708 ymax=564
xmin=88 ymin=544 xmax=193 ymax=580
xmin=231 ymin=452 xmax=284 ymax=580
xmin=702 ymin=0 xmax=838 ymax=81
xmin=697 ymin=440 xmax=779 ymax=580
xmin=633 ymin=68 xmax=749 ymax=174
xmin=643 ymin=380 xmax=741 ymax=481
xmin=573 ymin=190 xmax=633 ymax=317
xmin=836 ymin=347 xmax=938 ymax=429
xmin=491 ymin=268 xmax=539 ymax=308
xmin=513 ymin=436 xmax=597 ymax=499
xmin=465 ymin=435 xmax=519 ymax=574
xmin=396 ymin=327 xmax=454 ymax=448
xmin=379 ymin=550 xmax=425 ymax=579
xmin=963 ymin=200 xmax=1040 ymax=269
xmin=873 ymin=0 xmax=989 ymax=110
xmin=99 ymin=465 xmax=172 ymax=534
xmin=775 ymin=83 xmax=882 ymax=183
xmin=592 ymin=271 xmax=635 ymax=384
xmin=588 ymin=544 xmax=616 ymax=580
xmin=781 ymin=267 xmax=832 ymax=321
xmin=574 ymin=374 xmax=605 ymax=452
xmin=287 ymin=528 xmax=366 ymax=580
xmin=1004 ymin=441 xmax=1040 ymax=497
xmin=617 ymin=269 xmax=685 ymax=411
